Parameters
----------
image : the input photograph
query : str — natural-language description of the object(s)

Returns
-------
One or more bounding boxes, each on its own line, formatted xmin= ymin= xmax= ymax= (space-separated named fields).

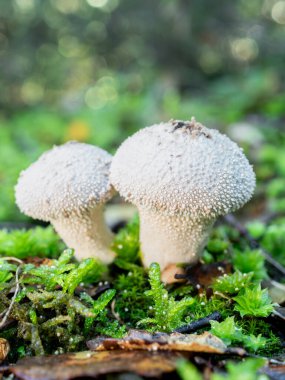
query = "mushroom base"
xmin=51 ymin=206 xmax=115 ymax=264
xmin=139 ymin=208 xmax=213 ymax=274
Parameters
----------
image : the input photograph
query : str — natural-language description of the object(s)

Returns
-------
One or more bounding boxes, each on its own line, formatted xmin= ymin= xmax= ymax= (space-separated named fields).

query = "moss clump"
xmin=0 ymin=249 xmax=122 ymax=360
xmin=0 ymin=216 xmax=284 ymax=361
xmin=0 ymin=226 xmax=64 ymax=259
xmin=138 ymin=263 xmax=195 ymax=332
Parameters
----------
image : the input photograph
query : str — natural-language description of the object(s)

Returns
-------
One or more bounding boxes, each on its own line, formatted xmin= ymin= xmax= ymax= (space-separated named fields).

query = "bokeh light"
xmin=230 ymin=38 xmax=259 ymax=62
xmin=271 ymin=1 xmax=285 ymax=24
xmin=58 ymin=36 xmax=88 ymax=58
xmin=86 ymin=0 xmax=109 ymax=8
xmin=21 ymin=81 xmax=44 ymax=104
xmin=198 ymin=49 xmax=222 ymax=74
xmin=14 ymin=0 xmax=35 ymax=12
xmin=51 ymin=0 xmax=80 ymax=14
xmin=85 ymin=76 xmax=118 ymax=109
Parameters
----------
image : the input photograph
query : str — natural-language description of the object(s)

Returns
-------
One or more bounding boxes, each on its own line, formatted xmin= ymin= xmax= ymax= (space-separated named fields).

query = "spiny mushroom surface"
xmin=15 ymin=141 xmax=115 ymax=263
xmin=110 ymin=118 xmax=256 ymax=280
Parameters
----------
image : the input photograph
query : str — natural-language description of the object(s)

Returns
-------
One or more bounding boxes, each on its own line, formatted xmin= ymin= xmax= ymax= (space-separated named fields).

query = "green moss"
xmin=210 ymin=317 xmax=268 ymax=353
xmin=0 ymin=217 xmax=283 ymax=361
xmin=207 ymin=239 xmax=229 ymax=254
xmin=212 ymin=271 xmax=254 ymax=295
xmin=0 ymin=250 xmax=118 ymax=358
xmin=112 ymin=214 xmax=140 ymax=264
xmin=0 ymin=226 xmax=64 ymax=259
xmin=210 ymin=317 xmax=243 ymax=346
xmin=138 ymin=263 xmax=195 ymax=332
xmin=261 ymin=223 xmax=285 ymax=266
xmin=185 ymin=295 xmax=231 ymax=321
xmin=113 ymin=265 xmax=151 ymax=325
xmin=233 ymin=285 xmax=275 ymax=318
xmin=233 ymin=249 xmax=267 ymax=281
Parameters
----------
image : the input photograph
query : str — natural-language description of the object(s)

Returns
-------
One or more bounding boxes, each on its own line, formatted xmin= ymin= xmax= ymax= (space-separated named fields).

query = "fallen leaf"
xmin=0 ymin=338 xmax=9 ymax=362
xmin=263 ymin=365 xmax=285 ymax=380
xmin=176 ymin=261 xmax=232 ymax=294
xmin=7 ymin=350 xmax=187 ymax=380
xmin=23 ymin=257 xmax=53 ymax=266
xmin=87 ymin=330 xmax=227 ymax=354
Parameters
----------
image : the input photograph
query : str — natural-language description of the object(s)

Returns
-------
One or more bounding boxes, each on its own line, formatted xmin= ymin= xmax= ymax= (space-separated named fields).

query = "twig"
xmin=223 ymin=214 xmax=285 ymax=277
xmin=110 ymin=299 xmax=124 ymax=325
xmin=260 ymin=211 xmax=285 ymax=224
xmin=272 ymin=309 xmax=285 ymax=321
xmin=0 ymin=257 xmax=23 ymax=265
xmin=0 ymin=257 xmax=23 ymax=330
xmin=213 ymin=291 xmax=232 ymax=301
xmin=173 ymin=311 xmax=222 ymax=333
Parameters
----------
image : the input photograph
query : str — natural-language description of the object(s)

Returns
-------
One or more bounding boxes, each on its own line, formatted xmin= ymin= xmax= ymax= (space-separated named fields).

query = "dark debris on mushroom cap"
xmin=110 ymin=119 xmax=256 ymax=220
xmin=15 ymin=142 xmax=114 ymax=221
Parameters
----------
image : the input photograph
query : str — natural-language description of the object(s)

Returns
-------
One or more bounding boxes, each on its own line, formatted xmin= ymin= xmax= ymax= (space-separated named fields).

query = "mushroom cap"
xmin=15 ymin=141 xmax=114 ymax=221
xmin=110 ymin=119 xmax=256 ymax=220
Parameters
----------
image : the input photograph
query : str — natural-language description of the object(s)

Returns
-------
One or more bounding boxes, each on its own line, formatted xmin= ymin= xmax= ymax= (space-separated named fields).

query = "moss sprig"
xmin=138 ymin=263 xmax=194 ymax=332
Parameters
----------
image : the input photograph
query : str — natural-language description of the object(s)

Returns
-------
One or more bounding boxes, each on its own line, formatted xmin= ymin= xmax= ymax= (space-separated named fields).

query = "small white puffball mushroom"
xmin=110 ymin=118 xmax=256 ymax=278
xmin=15 ymin=141 xmax=115 ymax=264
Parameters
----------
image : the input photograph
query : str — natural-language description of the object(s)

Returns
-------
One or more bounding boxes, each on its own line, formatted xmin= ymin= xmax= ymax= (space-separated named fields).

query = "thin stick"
xmin=173 ymin=311 xmax=222 ymax=333
xmin=0 ymin=258 xmax=23 ymax=330
xmin=272 ymin=309 xmax=285 ymax=321
xmin=110 ymin=299 xmax=124 ymax=325
xmin=0 ymin=257 xmax=23 ymax=265
xmin=260 ymin=211 xmax=285 ymax=224
xmin=223 ymin=214 xmax=285 ymax=277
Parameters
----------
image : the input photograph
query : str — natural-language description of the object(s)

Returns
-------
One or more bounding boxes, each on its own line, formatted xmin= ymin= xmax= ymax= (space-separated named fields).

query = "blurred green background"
xmin=0 ymin=0 xmax=285 ymax=221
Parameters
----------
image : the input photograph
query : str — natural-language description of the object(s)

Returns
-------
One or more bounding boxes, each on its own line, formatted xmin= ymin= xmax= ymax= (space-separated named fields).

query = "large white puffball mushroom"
xmin=15 ymin=141 xmax=115 ymax=263
xmin=110 ymin=118 xmax=256 ymax=277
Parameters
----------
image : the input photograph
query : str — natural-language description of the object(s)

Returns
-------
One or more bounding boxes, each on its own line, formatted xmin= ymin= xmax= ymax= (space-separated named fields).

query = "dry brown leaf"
xmin=87 ymin=330 xmax=227 ymax=354
xmin=8 ymin=350 xmax=188 ymax=380
xmin=0 ymin=338 xmax=10 ymax=362
xmin=184 ymin=261 xmax=232 ymax=290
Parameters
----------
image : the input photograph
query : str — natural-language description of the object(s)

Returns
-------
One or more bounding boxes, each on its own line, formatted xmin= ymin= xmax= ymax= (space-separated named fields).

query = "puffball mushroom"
xmin=110 ymin=118 xmax=256 ymax=276
xmin=15 ymin=141 xmax=115 ymax=264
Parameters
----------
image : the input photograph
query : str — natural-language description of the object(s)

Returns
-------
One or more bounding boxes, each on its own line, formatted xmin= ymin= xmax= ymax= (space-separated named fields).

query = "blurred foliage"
xmin=1 ymin=0 xmax=285 ymax=109
xmin=0 ymin=226 xmax=64 ymax=258
xmin=177 ymin=358 xmax=268 ymax=380
xmin=0 ymin=0 xmax=285 ymax=221
xmin=1 ymin=86 xmax=285 ymax=221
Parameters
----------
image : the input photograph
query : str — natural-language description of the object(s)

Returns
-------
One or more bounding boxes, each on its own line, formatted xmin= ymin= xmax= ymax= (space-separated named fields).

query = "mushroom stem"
xmin=139 ymin=208 xmax=214 ymax=270
xmin=51 ymin=206 xmax=115 ymax=264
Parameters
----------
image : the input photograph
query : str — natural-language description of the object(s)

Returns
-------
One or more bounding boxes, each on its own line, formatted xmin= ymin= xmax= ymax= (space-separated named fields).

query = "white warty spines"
xmin=110 ymin=119 xmax=255 ymax=220
xmin=15 ymin=141 xmax=115 ymax=264
xmin=110 ymin=119 xmax=256 ymax=276
xmin=15 ymin=141 xmax=114 ymax=221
